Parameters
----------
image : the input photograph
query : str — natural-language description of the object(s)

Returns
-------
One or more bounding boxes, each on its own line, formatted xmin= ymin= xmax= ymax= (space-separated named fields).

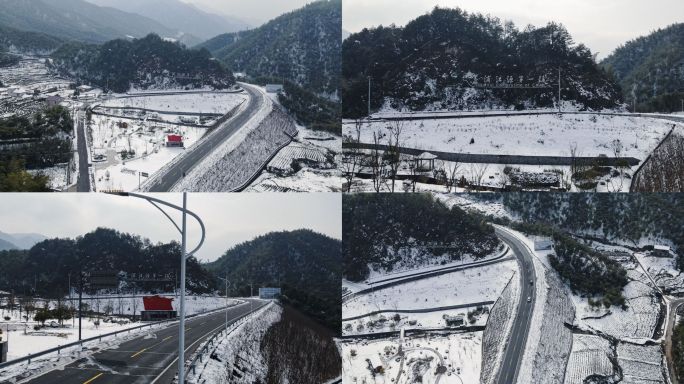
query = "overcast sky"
xmin=343 ymin=0 xmax=684 ymax=59
xmin=0 ymin=193 xmax=340 ymax=263
xmin=182 ymin=0 xmax=314 ymax=26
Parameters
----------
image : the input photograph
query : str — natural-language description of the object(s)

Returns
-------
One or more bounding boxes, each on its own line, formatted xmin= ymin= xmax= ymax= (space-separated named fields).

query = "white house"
xmin=265 ymin=84 xmax=284 ymax=93
xmin=533 ymin=237 xmax=553 ymax=251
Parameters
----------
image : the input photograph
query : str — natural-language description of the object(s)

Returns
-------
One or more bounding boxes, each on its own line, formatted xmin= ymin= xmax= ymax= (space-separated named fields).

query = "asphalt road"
xmin=145 ymin=84 xmax=265 ymax=192
xmin=25 ymin=298 xmax=266 ymax=384
xmin=75 ymin=109 xmax=91 ymax=192
xmin=665 ymin=298 xmax=684 ymax=384
xmin=494 ymin=227 xmax=537 ymax=384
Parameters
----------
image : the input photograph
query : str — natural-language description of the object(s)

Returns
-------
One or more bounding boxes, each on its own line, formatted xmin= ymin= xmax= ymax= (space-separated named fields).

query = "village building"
xmin=140 ymin=295 xmax=177 ymax=321
xmin=166 ymin=134 xmax=184 ymax=147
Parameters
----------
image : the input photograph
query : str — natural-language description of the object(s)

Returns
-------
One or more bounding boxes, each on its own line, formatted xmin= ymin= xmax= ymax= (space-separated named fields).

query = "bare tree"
xmin=496 ymin=166 xmax=509 ymax=190
xmin=469 ymin=164 xmax=489 ymax=190
xmin=386 ymin=121 xmax=404 ymax=192
xmin=444 ymin=161 xmax=461 ymax=193
xmin=369 ymin=131 xmax=385 ymax=193
xmin=131 ymin=294 xmax=139 ymax=321
xmin=608 ymin=139 xmax=625 ymax=193
xmin=342 ymin=119 xmax=363 ymax=192
xmin=569 ymin=142 xmax=580 ymax=180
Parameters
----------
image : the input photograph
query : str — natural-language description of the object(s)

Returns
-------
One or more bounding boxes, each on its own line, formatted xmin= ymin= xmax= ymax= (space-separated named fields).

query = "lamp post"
xmin=367 ymin=76 xmax=371 ymax=118
xmin=216 ymin=275 xmax=229 ymax=334
xmin=105 ymin=192 xmax=205 ymax=384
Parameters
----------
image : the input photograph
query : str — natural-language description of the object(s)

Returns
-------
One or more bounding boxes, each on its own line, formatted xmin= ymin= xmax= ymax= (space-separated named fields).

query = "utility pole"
xmin=681 ymin=99 xmax=683 ymax=114
xmin=224 ymin=274 xmax=228 ymax=333
xmin=367 ymin=76 xmax=372 ymax=118
xmin=178 ymin=192 xmax=187 ymax=384
xmin=78 ymin=270 xmax=83 ymax=341
xmin=557 ymin=67 xmax=561 ymax=114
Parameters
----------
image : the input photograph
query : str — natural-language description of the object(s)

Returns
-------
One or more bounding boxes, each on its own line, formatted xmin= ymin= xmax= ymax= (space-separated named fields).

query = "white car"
xmin=527 ymin=296 xmax=532 ymax=303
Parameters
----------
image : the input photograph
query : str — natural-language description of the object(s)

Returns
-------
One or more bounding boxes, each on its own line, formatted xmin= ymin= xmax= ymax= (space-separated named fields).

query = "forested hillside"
xmin=207 ymin=229 xmax=341 ymax=332
xmin=601 ymin=23 xmax=684 ymax=113
xmin=198 ymin=0 xmax=341 ymax=97
xmin=0 ymin=228 xmax=216 ymax=297
xmin=0 ymin=106 xmax=73 ymax=170
xmin=0 ymin=25 xmax=63 ymax=54
xmin=343 ymin=7 xmax=622 ymax=117
xmin=343 ymin=193 xmax=501 ymax=281
xmin=49 ymin=34 xmax=235 ymax=93
xmin=0 ymin=0 xmax=190 ymax=44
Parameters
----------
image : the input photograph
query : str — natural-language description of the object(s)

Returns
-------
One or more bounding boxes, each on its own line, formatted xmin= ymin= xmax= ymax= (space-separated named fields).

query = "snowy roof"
xmin=654 ymin=245 xmax=671 ymax=251
xmin=0 ymin=290 xmax=10 ymax=295
xmin=416 ymin=152 xmax=438 ymax=160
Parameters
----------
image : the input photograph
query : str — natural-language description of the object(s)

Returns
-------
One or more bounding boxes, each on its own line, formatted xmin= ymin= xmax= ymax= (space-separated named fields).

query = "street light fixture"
xmin=216 ymin=275 xmax=229 ymax=334
xmin=104 ymin=191 xmax=205 ymax=384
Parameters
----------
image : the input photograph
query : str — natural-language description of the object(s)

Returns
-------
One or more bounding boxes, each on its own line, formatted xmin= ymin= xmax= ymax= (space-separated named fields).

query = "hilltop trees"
xmin=343 ymin=7 xmax=621 ymax=117
xmin=343 ymin=193 xmax=501 ymax=281
xmin=601 ymin=23 xmax=684 ymax=112
xmin=0 ymin=228 xmax=217 ymax=296
xmin=50 ymin=34 xmax=235 ymax=93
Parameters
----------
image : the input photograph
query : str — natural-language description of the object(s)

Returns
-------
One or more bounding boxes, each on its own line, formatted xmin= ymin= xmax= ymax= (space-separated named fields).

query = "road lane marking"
xmin=83 ymin=372 xmax=104 ymax=384
xmin=131 ymin=348 xmax=148 ymax=358
xmin=131 ymin=335 xmax=175 ymax=358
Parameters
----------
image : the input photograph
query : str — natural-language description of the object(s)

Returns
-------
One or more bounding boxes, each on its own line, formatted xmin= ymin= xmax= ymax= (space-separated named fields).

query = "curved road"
xmin=25 ymin=298 xmax=266 ymax=384
xmin=494 ymin=227 xmax=538 ymax=384
xmin=665 ymin=298 xmax=684 ymax=384
xmin=75 ymin=109 xmax=91 ymax=192
xmin=144 ymin=83 xmax=265 ymax=192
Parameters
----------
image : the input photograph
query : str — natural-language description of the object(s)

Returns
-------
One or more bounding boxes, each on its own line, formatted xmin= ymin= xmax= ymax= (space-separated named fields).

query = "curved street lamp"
xmin=105 ymin=192 xmax=205 ymax=384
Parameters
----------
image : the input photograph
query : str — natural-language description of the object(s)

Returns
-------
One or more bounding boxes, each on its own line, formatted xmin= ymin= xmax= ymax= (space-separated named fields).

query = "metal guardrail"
xmin=185 ymin=302 xmax=270 ymax=381
xmin=137 ymin=98 xmax=249 ymax=191
xmin=0 ymin=302 xmax=242 ymax=371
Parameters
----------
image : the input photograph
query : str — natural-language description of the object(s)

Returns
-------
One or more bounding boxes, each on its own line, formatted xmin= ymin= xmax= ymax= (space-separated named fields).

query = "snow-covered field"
xmin=98 ymin=92 xmax=246 ymax=115
xmin=90 ymin=114 xmax=206 ymax=191
xmin=187 ymin=302 xmax=280 ymax=384
xmin=635 ymin=252 xmax=684 ymax=295
xmin=564 ymin=334 xmax=615 ymax=384
xmin=340 ymin=331 xmax=482 ymax=384
xmin=342 ymin=260 xmax=516 ymax=335
xmin=617 ymin=342 xmax=666 ymax=383
xmin=246 ymin=126 xmax=342 ymax=192
xmin=345 ymin=114 xmax=674 ymax=159
xmin=573 ymin=260 xmax=661 ymax=342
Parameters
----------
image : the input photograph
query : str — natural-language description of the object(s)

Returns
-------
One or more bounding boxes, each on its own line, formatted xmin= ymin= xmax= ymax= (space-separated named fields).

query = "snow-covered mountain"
xmin=0 ymin=230 xmax=46 ymax=249
xmin=342 ymin=7 xmax=622 ymax=117
xmin=198 ymin=0 xmax=341 ymax=96
xmin=85 ymin=0 xmax=251 ymax=40
xmin=0 ymin=0 xmax=199 ymax=45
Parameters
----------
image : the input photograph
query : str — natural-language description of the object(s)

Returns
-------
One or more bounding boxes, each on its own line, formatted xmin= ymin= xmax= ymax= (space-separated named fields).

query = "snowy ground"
xmin=343 ymin=112 xmax=681 ymax=192
xmin=634 ymin=252 xmax=684 ymax=295
xmin=187 ymin=302 xmax=280 ymax=384
xmin=245 ymin=126 xmax=342 ymax=192
xmin=342 ymin=259 xmax=516 ymax=335
xmin=340 ymin=331 xmax=482 ymax=384
xmin=90 ymin=113 xmax=207 ymax=191
xmin=564 ymin=334 xmax=615 ymax=384
xmin=97 ymin=92 xmax=246 ymax=115
xmin=345 ymin=114 xmax=673 ymax=159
